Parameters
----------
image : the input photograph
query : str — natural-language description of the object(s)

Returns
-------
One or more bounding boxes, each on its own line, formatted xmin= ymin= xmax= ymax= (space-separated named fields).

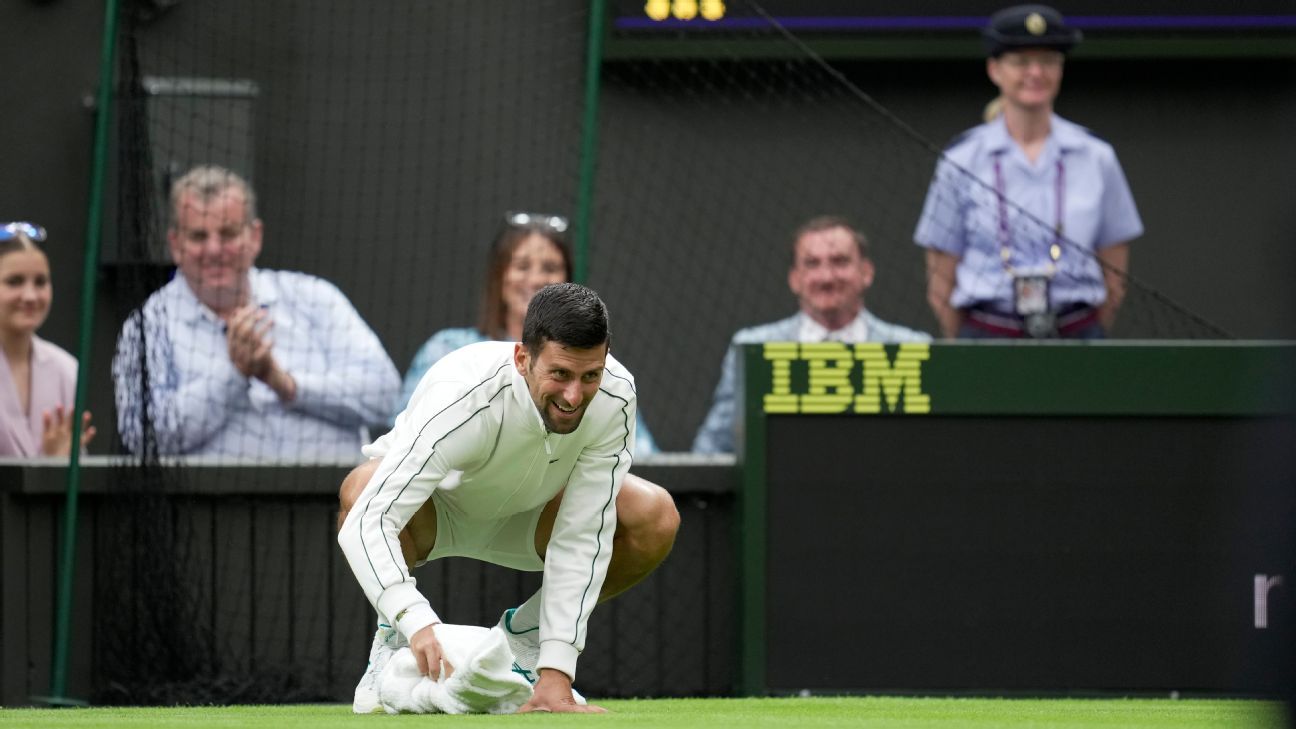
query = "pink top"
xmin=0 ymin=336 xmax=79 ymax=457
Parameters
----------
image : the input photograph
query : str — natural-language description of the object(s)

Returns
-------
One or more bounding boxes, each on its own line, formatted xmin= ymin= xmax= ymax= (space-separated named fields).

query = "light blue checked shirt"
xmin=113 ymin=268 xmax=400 ymax=460
xmin=692 ymin=310 xmax=932 ymax=454
xmin=914 ymin=114 xmax=1143 ymax=313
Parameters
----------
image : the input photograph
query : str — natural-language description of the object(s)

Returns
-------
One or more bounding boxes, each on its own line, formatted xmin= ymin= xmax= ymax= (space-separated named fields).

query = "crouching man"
xmin=338 ymin=283 xmax=679 ymax=713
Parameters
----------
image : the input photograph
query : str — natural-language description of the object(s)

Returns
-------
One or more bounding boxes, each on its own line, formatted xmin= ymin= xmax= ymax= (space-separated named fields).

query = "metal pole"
xmin=47 ymin=0 xmax=120 ymax=704
xmin=573 ymin=0 xmax=608 ymax=284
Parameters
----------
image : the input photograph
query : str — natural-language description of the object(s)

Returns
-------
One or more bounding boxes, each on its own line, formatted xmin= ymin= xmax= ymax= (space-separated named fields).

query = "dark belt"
xmin=962 ymin=304 xmax=1099 ymax=338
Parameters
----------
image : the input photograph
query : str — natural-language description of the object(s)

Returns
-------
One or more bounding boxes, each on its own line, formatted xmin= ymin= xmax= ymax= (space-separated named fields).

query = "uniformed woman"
xmin=914 ymin=4 xmax=1143 ymax=339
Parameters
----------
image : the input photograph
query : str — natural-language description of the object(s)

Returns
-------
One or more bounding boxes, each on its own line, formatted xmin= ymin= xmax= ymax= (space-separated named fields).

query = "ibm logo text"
xmin=762 ymin=343 xmax=931 ymax=415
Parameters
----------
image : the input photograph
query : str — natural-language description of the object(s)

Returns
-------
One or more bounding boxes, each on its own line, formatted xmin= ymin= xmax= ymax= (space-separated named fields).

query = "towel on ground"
xmin=376 ymin=623 xmax=534 ymax=714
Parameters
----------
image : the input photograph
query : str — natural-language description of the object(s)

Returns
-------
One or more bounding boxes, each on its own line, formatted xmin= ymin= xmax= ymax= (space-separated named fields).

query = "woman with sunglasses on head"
xmin=391 ymin=213 xmax=658 ymax=454
xmin=0 ymin=223 xmax=96 ymax=456
xmin=915 ymin=4 xmax=1143 ymax=340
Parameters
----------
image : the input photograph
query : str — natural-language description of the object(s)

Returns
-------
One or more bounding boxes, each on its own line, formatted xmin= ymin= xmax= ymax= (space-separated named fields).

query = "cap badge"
xmin=1025 ymin=12 xmax=1048 ymax=36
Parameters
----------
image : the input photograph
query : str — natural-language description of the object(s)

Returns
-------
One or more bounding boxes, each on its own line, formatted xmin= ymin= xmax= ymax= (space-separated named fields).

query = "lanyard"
xmin=993 ymin=153 xmax=1065 ymax=276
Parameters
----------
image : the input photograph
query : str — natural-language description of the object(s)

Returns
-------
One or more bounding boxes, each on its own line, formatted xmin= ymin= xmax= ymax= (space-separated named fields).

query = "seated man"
xmin=112 ymin=165 xmax=399 ymax=460
xmin=692 ymin=215 xmax=931 ymax=454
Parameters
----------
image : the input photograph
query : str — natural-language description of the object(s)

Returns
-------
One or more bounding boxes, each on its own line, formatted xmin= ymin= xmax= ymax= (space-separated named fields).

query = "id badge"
xmin=1013 ymin=275 xmax=1050 ymax=316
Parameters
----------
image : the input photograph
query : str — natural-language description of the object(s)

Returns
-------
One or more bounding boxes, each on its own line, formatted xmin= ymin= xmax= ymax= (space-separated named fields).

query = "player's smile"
xmin=516 ymin=339 xmax=607 ymax=435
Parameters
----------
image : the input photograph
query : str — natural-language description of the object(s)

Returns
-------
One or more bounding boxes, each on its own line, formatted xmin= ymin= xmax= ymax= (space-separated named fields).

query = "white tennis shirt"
xmin=338 ymin=341 xmax=637 ymax=681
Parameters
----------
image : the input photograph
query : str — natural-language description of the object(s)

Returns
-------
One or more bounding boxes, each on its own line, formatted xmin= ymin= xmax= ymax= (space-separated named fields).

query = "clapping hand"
xmin=40 ymin=405 xmax=96 ymax=456
xmin=225 ymin=305 xmax=296 ymax=401
xmin=225 ymin=305 xmax=276 ymax=380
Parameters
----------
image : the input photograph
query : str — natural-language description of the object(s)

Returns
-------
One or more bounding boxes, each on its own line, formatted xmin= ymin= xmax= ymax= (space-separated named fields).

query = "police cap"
xmin=983 ymin=4 xmax=1082 ymax=57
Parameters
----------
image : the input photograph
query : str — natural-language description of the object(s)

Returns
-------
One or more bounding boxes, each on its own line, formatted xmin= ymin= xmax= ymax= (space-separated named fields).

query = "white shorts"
xmin=420 ymin=492 xmax=546 ymax=572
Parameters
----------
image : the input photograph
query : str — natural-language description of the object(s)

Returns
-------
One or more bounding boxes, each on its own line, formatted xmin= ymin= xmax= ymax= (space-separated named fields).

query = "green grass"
xmin=0 ymin=698 xmax=1288 ymax=729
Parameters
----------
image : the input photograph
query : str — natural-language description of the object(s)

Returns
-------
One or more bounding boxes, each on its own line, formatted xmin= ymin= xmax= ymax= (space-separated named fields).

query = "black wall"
xmin=0 ymin=463 xmax=735 ymax=704
xmin=765 ymin=416 xmax=1296 ymax=693
xmin=2 ymin=1 xmax=1294 ymax=454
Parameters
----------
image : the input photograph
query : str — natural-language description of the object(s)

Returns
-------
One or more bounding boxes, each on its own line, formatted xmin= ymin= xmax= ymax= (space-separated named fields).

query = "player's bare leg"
xmin=337 ymin=458 xmax=438 ymax=568
xmin=516 ymin=473 xmax=680 ymax=713
xmin=339 ymin=464 xmax=678 ymax=593
xmin=531 ymin=473 xmax=679 ymax=600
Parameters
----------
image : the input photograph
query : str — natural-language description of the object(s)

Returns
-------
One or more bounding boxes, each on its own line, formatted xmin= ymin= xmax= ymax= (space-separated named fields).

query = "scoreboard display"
xmin=606 ymin=0 xmax=1296 ymax=58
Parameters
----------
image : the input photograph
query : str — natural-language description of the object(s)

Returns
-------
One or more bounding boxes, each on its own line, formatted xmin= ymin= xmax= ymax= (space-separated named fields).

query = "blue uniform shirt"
xmin=913 ymin=114 xmax=1143 ymax=313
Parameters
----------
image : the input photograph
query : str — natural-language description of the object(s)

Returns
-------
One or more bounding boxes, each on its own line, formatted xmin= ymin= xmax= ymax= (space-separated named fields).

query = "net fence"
xmin=93 ymin=0 xmax=1226 ymax=704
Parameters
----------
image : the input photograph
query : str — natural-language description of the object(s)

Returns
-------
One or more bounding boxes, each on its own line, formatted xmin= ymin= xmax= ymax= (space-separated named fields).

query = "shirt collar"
xmin=1048 ymin=114 xmax=1088 ymax=151
xmin=986 ymin=113 xmax=1085 ymax=155
xmin=798 ymin=309 xmax=871 ymax=343
xmin=171 ymin=267 xmax=271 ymax=324
xmin=509 ymin=357 xmax=548 ymax=433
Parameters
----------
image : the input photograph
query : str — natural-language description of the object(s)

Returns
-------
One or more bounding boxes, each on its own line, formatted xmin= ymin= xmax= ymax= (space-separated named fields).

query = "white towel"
xmin=376 ymin=623 xmax=534 ymax=715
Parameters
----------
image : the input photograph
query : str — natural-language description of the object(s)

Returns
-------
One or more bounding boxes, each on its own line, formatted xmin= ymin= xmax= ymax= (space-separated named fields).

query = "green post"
xmin=738 ymin=345 xmax=768 ymax=695
xmin=573 ymin=0 xmax=607 ymax=284
xmin=47 ymin=0 xmax=120 ymax=704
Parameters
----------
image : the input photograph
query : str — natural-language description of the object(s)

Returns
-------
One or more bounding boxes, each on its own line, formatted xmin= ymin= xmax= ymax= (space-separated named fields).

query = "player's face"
xmin=988 ymin=49 xmax=1064 ymax=111
xmin=503 ymin=234 xmax=568 ymax=321
xmin=787 ymin=226 xmax=873 ymax=327
xmin=0 ymin=248 xmax=52 ymax=337
xmin=515 ymin=339 xmax=607 ymax=435
xmin=168 ymin=189 xmax=262 ymax=313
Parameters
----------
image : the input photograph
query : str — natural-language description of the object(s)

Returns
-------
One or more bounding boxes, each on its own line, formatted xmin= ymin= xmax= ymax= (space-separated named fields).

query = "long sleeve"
xmin=285 ymin=278 xmax=400 ymax=431
xmin=536 ymin=389 xmax=636 ymax=680
xmin=112 ymin=308 xmax=249 ymax=455
xmin=338 ymin=378 xmax=495 ymax=641
xmin=692 ymin=340 xmax=739 ymax=454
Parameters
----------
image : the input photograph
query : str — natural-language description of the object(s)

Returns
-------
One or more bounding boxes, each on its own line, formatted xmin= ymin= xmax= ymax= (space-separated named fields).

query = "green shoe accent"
xmin=502 ymin=607 xmax=539 ymax=635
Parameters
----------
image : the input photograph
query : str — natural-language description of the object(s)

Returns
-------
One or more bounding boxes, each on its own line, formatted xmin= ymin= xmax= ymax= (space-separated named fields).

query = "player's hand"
xmin=40 ymin=406 xmax=96 ymax=456
xmin=518 ymin=669 xmax=606 ymax=714
xmin=408 ymin=624 xmax=455 ymax=681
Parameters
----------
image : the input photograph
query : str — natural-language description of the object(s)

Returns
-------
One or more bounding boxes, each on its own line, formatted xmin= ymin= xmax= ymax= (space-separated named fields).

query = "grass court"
xmin=0 ymin=697 xmax=1288 ymax=729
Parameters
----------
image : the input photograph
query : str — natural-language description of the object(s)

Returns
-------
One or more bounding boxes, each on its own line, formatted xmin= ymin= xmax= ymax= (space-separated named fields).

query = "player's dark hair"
xmin=522 ymin=282 xmax=610 ymax=358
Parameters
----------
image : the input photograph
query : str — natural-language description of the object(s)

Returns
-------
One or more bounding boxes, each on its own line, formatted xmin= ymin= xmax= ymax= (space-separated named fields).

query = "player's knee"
xmin=339 ymin=458 xmax=380 ymax=512
xmin=338 ymin=473 xmax=361 ymax=512
xmin=622 ymin=482 xmax=678 ymax=557
xmin=652 ymin=486 xmax=681 ymax=548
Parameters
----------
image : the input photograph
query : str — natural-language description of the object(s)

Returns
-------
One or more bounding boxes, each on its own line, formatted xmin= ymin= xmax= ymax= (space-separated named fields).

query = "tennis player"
xmin=338 ymin=283 xmax=679 ymax=714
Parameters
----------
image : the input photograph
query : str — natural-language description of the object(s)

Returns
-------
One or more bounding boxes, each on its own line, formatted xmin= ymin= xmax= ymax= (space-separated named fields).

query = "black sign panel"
xmin=763 ymin=415 xmax=1295 ymax=692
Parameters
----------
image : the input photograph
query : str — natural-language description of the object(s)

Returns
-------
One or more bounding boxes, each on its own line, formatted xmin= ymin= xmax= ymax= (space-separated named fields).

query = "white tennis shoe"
xmin=353 ymin=623 xmax=406 ymax=714
xmin=496 ymin=608 xmax=587 ymax=706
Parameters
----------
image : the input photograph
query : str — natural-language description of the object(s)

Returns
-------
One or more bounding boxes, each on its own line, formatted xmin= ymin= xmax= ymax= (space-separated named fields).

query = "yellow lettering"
xmin=762 ymin=343 xmax=800 ymax=413
xmin=854 ymin=344 xmax=930 ymax=414
xmin=672 ymin=0 xmax=698 ymax=21
xmin=802 ymin=343 xmax=855 ymax=413
xmin=700 ymin=0 xmax=725 ymax=20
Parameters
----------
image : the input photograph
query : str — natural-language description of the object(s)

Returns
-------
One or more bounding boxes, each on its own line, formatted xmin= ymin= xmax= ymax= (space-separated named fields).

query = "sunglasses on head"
xmin=505 ymin=211 xmax=568 ymax=234
xmin=0 ymin=222 xmax=47 ymax=242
